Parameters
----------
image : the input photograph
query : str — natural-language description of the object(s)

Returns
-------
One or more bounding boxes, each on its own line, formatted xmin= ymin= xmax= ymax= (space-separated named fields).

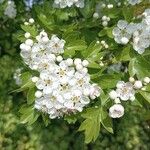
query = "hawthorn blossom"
xmin=113 ymin=9 xmax=150 ymax=54
xmin=20 ymin=30 xmax=101 ymax=119
xmin=53 ymin=0 xmax=84 ymax=8
xmin=4 ymin=1 xmax=17 ymax=18
xmin=128 ymin=0 xmax=141 ymax=5
xmin=109 ymin=104 xmax=124 ymax=118
xmin=116 ymin=81 xmax=135 ymax=101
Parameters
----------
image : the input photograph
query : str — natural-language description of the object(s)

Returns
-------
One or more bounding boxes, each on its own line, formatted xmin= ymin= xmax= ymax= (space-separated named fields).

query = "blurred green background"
xmin=0 ymin=0 xmax=150 ymax=149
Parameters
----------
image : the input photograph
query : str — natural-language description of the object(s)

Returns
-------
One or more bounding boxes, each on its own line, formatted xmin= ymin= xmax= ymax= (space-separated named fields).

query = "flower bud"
xmin=114 ymin=98 xmax=121 ymax=104
xmin=107 ymin=4 xmax=113 ymax=9
xmin=109 ymin=90 xmax=118 ymax=99
xmin=35 ymin=91 xmax=42 ymax=98
xmin=129 ymin=77 xmax=135 ymax=83
xmin=121 ymin=37 xmax=129 ymax=44
xmin=74 ymin=58 xmax=82 ymax=65
xmin=25 ymin=39 xmax=33 ymax=46
xmin=29 ymin=18 xmax=34 ymax=24
xmin=144 ymin=77 xmax=150 ymax=84
xmin=82 ymin=60 xmax=89 ymax=67
xmin=56 ymin=56 xmax=63 ymax=62
xmin=134 ymin=80 xmax=143 ymax=89
xmin=25 ymin=32 xmax=31 ymax=38
xmin=32 ymin=76 xmax=39 ymax=83
xmin=76 ymin=64 xmax=83 ymax=70
xmin=93 ymin=12 xmax=99 ymax=19
xmin=24 ymin=22 xmax=29 ymax=25
xmin=42 ymin=36 xmax=49 ymax=43
xmin=102 ymin=21 xmax=108 ymax=27
xmin=66 ymin=58 xmax=73 ymax=66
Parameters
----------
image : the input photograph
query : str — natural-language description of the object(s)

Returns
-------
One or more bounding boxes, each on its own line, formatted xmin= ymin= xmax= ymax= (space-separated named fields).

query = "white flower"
xmin=109 ymin=104 xmax=124 ymax=118
xmin=113 ymin=20 xmax=132 ymax=45
xmin=116 ymin=81 xmax=135 ymax=101
xmin=47 ymin=35 xmax=65 ymax=54
xmin=53 ymin=0 xmax=84 ymax=8
xmin=4 ymin=1 xmax=17 ymax=18
xmin=128 ymin=0 xmax=141 ymax=5
xmin=36 ymin=71 xmax=59 ymax=94
xmin=90 ymin=84 xmax=101 ymax=99
xmin=113 ymin=9 xmax=150 ymax=54
xmin=74 ymin=0 xmax=84 ymax=8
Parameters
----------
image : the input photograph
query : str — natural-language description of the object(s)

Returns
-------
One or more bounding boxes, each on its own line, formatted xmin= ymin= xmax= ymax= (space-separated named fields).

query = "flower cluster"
xmin=4 ymin=0 xmax=17 ymax=19
xmin=20 ymin=28 xmax=101 ymax=119
xmin=53 ymin=0 xmax=84 ymax=8
xmin=127 ymin=0 xmax=141 ymax=5
xmin=113 ymin=9 xmax=150 ymax=54
xmin=101 ymin=15 xmax=110 ymax=27
xmin=109 ymin=76 xmax=150 ymax=118
xmin=100 ymin=40 xmax=109 ymax=49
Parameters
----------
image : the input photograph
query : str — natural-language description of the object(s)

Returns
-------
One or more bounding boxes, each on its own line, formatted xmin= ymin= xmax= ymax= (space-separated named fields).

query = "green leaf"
xmin=27 ymin=87 xmax=36 ymax=105
xmin=64 ymin=114 xmax=78 ymax=124
xmin=142 ymin=110 xmax=150 ymax=121
xmin=63 ymin=49 xmax=75 ymax=58
xmin=42 ymin=114 xmax=50 ymax=127
xmin=79 ymin=107 xmax=113 ymax=143
xmin=65 ymin=40 xmax=87 ymax=51
xmin=88 ymin=61 xmax=100 ymax=69
xmin=14 ymin=80 xmax=34 ymax=93
xmin=98 ymin=29 xmax=106 ymax=37
xmin=139 ymin=91 xmax=150 ymax=104
xmin=78 ymin=107 xmax=101 ymax=143
xmin=122 ymin=7 xmax=133 ymax=22
xmin=129 ymin=56 xmax=150 ymax=78
xmin=117 ymin=45 xmax=131 ymax=61
xmin=100 ymin=108 xmax=113 ymax=133
xmin=14 ymin=30 xmax=26 ymax=42
xmin=96 ymin=74 xmax=122 ymax=89
xmin=106 ymin=27 xmax=114 ymax=39
xmin=100 ymin=92 xmax=110 ymax=106
xmin=21 ymin=25 xmax=38 ymax=37
xmin=21 ymin=72 xmax=32 ymax=85
xmin=82 ymin=41 xmax=102 ymax=58
xmin=79 ymin=0 xmax=95 ymax=18
xmin=19 ymin=105 xmax=39 ymax=125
